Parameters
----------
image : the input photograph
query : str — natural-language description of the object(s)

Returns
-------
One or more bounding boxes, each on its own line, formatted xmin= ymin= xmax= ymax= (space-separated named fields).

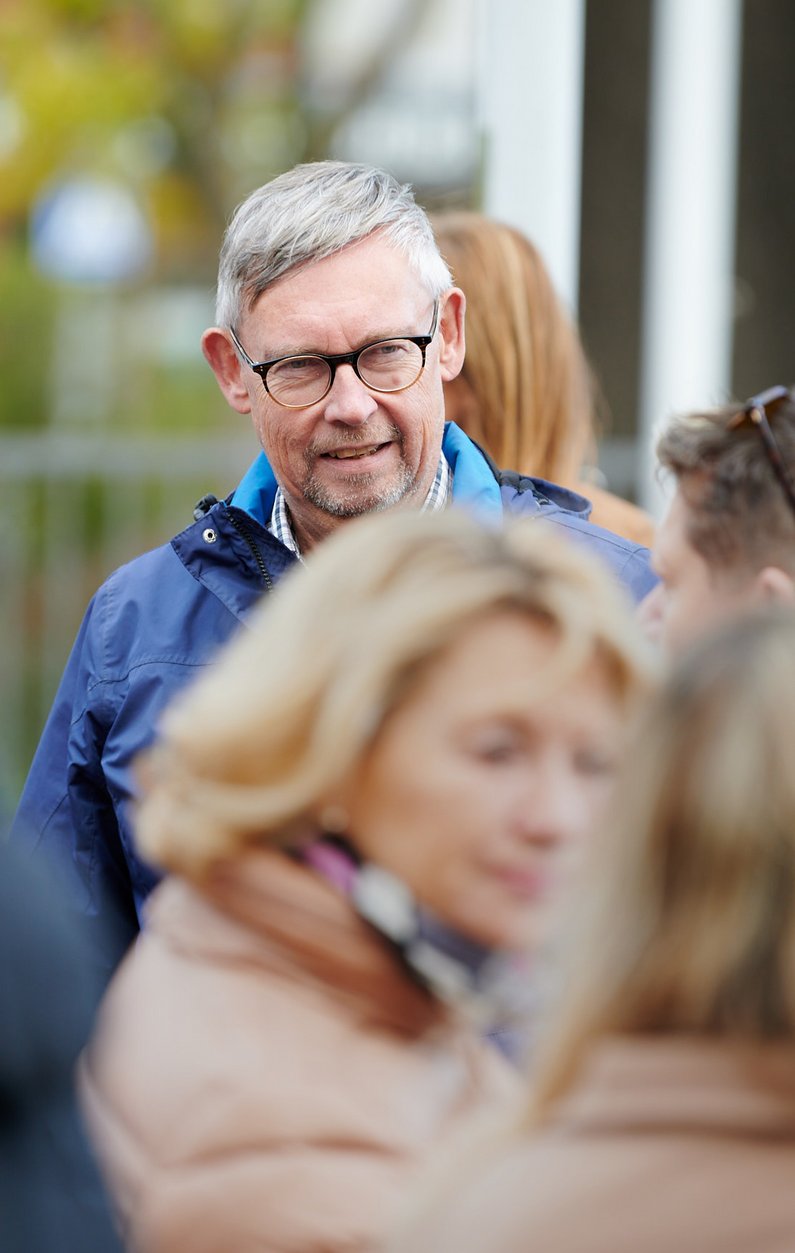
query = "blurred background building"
xmin=1 ymin=0 xmax=793 ymax=809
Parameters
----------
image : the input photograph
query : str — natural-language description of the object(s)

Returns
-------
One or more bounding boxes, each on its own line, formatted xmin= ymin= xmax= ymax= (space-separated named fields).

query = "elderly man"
xmin=642 ymin=384 xmax=795 ymax=654
xmin=11 ymin=161 xmax=654 ymax=979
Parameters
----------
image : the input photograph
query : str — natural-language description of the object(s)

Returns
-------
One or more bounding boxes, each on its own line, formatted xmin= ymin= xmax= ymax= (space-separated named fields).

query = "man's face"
xmin=649 ymin=487 xmax=756 ymax=655
xmin=221 ymin=233 xmax=464 ymax=551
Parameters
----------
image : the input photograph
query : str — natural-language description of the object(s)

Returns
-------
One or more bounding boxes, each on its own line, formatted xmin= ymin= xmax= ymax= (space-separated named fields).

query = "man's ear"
xmin=201 ymin=328 xmax=253 ymax=414
xmin=437 ymin=288 xmax=466 ymax=383
xmin=754 ymin=565 xmax=795 ymax=604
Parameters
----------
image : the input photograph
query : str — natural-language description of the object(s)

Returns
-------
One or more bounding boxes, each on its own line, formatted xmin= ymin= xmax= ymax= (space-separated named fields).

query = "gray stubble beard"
xmin=301 ymin=426 xmax=420 ymax=517
xmin=302 ymin=461 xmax=417 ymax=518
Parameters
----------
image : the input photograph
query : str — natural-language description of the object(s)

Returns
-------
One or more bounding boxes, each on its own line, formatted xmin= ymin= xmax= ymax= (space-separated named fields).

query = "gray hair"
xmin=215 ymin=161 xmax=453 ymax=329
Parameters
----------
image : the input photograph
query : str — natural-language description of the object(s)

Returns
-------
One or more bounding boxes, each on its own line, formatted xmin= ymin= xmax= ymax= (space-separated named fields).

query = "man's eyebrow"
xmin=261 ymin=323 xmax=418 ymax=361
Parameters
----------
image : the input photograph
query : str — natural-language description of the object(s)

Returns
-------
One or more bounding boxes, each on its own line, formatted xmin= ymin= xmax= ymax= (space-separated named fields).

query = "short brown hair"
xmin=656 ymin=389 xmax=795 ymax=575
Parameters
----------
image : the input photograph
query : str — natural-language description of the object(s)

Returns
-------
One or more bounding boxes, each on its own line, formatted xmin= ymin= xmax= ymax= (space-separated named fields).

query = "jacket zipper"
xmin=226 ymin=511 xmax=275 ymax=591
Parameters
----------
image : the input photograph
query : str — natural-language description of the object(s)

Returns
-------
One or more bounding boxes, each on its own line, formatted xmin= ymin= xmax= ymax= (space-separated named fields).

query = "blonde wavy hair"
xmin=432 ymin=211 xmax=595 ymax=482
xmin=135 ymin=509 xmax=651 ymax=880
xmin=526 ymin=606 xmax=795 ymax=1125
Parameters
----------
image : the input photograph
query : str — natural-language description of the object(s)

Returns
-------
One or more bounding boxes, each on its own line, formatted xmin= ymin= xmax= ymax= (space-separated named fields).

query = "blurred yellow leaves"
xmin=0 ymin=0 xmax=311 ymax=250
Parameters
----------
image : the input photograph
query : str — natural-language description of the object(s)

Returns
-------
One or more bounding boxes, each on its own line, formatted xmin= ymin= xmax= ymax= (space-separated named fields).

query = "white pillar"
xmin=475 ymin=0 xmax=586 ymax=314
xmin=638 ymin=0 xmax=744 ymax=516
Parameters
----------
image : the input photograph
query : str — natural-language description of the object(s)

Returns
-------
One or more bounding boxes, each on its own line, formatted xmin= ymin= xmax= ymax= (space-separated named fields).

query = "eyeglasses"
xmin=727 ymin=384 xmax=795 ymax=518
xmin=229 ymin=301 xmax=440 ymax=409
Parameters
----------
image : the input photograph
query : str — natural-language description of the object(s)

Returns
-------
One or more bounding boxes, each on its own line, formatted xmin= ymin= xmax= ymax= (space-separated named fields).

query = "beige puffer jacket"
xmin=80 ymin=849 xmax=517 ymax=1253
xmin=390 ymin=1036 xmax=795 ymax=1253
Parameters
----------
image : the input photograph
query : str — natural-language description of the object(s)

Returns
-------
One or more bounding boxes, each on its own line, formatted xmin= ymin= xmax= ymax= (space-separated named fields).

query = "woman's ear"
xmin=437 ymin=288 xmax=466 ymax=383
xmin=201 ymin=328 xmax=253 ymax=414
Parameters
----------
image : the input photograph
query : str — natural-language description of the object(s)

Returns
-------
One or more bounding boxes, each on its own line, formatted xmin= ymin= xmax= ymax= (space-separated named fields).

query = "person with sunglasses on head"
xmin=10 ymin=161 xmax=656 ymax=984
xmin=640 ymin=385 xmax=795 ymax=656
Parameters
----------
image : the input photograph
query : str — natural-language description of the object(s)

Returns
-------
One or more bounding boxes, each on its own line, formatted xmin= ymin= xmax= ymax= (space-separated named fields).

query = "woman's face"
xmin=336 ymin=611 xmax=626 ymax=952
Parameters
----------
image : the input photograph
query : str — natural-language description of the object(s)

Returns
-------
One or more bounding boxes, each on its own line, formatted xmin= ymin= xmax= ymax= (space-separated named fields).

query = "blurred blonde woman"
xmin=433 ymin=211 xmax=654 ymax=546
xmin=79 ymin=509 xmax=649 ymax=1253
xmin=393 ymin=607 xmax=795 ymax=1253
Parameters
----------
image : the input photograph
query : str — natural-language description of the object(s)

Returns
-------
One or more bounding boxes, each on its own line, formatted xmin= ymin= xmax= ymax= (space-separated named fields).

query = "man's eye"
xmin=369 ymin=341 xmax=408 ymax=359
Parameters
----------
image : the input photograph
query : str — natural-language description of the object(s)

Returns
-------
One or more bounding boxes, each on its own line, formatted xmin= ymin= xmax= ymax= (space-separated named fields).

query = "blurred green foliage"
xmin=0 ymin=239 xmax=56 ymax=428
xmin=0 ymin=0 xmax=312 ymax=231
xmin=0 ymin=0 xmax=315 ymax=431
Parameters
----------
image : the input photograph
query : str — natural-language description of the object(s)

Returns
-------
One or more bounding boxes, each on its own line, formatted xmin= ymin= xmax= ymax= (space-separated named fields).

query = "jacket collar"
xmin=147 ymin=850 xmax=449 ymax=1038
xmin=171 ymin=504 xmax=296 ymax=626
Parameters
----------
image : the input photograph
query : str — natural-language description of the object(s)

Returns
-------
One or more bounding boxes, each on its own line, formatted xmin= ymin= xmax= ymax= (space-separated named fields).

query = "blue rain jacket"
xmin=10 ymin=425 xmax=655 ymax=982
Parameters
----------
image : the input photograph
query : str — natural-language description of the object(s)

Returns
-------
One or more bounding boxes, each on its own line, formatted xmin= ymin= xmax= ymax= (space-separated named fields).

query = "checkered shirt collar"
xmin=268 ymin=452 xmax=452 ymax=561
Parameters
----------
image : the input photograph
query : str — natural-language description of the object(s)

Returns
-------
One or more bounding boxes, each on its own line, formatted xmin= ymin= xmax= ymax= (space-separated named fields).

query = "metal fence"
xmin=1 ymin=431 xmax=256 ymax=814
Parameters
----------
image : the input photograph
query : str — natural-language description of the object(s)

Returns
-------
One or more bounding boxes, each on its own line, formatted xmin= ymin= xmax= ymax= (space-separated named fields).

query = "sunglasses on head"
xmin=726 ymin=385 xmax=795 ymax=518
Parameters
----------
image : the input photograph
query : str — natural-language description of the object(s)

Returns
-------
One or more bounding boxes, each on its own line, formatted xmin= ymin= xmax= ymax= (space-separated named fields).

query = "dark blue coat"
xmin=10 ymin=425 xmax=655 ymax=982
xmin=0 ymin=841 xmax=121 ymax=1252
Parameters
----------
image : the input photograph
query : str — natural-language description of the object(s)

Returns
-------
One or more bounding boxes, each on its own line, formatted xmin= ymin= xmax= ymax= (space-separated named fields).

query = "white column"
xmin=638 ymin=0 xmax=744 ymax=516
xmin=475 ymin=0 xmax=586 ymax=314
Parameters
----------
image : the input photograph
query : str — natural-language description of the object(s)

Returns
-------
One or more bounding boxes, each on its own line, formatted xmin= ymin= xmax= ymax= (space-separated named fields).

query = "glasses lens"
xmin=358 ymin=339 xmax=424 ymax=392
xmin=267 ymin=356 xmax=331 ymax=406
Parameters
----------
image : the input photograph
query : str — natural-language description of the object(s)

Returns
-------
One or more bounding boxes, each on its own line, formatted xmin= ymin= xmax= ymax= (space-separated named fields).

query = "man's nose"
xmin=321 ymin=363 xmax=379 ymax=425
